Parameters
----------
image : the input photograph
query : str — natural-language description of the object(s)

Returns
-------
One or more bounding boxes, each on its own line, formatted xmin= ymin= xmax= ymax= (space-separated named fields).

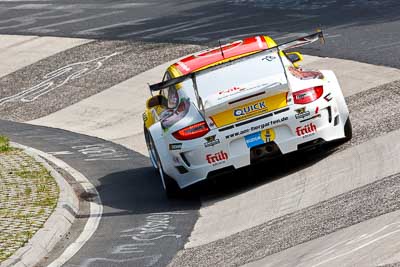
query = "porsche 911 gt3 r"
xmin=143 ymin=31 xmax=352 ymax=196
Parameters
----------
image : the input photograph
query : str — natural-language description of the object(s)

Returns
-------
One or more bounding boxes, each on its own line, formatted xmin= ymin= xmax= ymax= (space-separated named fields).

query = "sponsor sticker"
xmin=295 ymin=107 xmax=311 ymax=120
xmin=211 ymin=93 xmax=288 ymax=127
xmin=142 ymin=113 xmax=148 ymax=122
xmin=288 ymin=66 xmax=324 ymax=80
xmin=245 ymin=128 xmax=275 ymax=148
xmin=234 ymin=101 xmax=266 ymax=117
xmin=206 ymin=151 xmax=228 ymax=165
xmin=296 ymin=123 xmax=317 ymax=137
xmin=204 ymin=135 xmax=220 ymax=148
xmin=226 ymin=116 xmax=288 ymax=139
xmin=169 ymin=143 xmax=182 ymax=150
xmin=261 ymin=55 xmax=276 ymax=61
xmin=217 ymin=86 xmax=247 ymax=100
xmin=219 ymin=86 xmax=241 ymax=96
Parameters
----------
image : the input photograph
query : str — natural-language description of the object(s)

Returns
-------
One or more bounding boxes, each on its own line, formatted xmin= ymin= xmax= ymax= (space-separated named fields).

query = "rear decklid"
xmin=186 ymin=50 xmax=290 ymax=128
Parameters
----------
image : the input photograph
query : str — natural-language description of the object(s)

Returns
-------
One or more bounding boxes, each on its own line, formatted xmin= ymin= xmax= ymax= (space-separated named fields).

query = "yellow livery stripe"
xmin=211 ymin=93 xmax=287 ymax=127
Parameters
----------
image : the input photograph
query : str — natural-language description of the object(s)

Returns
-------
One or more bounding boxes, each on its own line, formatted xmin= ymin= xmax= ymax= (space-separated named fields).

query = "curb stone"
xmin=0 ymin=143 xmax=79 ymax=267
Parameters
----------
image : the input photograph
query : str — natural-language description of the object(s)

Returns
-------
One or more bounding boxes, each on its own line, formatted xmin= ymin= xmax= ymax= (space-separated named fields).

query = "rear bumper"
xmin=164 ymin=97 xmax=348 ymax=189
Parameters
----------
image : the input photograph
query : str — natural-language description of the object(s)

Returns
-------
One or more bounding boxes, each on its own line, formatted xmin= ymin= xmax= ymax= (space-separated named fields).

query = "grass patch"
xmin=0 ymin=150 xmax=60 ymax=263
xmin=0 ymin=135 xmax=11 ymax=152
xmin=15 ymin=167 xmax=58 ymax=208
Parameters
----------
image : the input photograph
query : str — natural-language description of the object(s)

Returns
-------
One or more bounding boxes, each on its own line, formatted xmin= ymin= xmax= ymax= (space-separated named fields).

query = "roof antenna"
xmin=218 ymin=40 xmax=225 ymax=59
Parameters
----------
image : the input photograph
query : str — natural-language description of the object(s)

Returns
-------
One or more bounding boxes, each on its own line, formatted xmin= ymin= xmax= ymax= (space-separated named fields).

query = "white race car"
xmin=143 ymin=31 xmax=352 ymax=196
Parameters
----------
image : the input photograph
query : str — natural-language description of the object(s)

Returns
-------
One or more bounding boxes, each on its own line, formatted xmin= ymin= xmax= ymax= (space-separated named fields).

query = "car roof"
xmin=168 ymin=35 xmax=277 ymax=78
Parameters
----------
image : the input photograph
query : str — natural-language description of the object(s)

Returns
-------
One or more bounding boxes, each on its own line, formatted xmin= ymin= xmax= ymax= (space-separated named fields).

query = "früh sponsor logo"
xmin=296 ymin=123 xmax=317 ymax=137
xmin=206 ymin=151 xmax=228 ymax=164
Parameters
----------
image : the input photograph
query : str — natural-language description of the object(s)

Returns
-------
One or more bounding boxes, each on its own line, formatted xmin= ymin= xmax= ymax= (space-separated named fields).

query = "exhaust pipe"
xmin=250 ymin=142 xmax=282 ymax=163
xmin=265 ymin=144 xmax=274 ymax=153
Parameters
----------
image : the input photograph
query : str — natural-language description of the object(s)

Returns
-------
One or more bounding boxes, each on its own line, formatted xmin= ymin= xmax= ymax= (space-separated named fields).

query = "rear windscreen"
xmin=181 ymin=50 xmax=287 ymax=107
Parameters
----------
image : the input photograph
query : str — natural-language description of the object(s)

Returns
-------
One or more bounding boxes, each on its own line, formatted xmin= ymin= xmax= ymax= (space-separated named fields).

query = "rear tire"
xmin=161 ymin=169 xmax=181 ymax=198
xmin=145 ymin=127 xmax=180 ymax=198
xmin=344 ymin=117 xmax=352 ymax=141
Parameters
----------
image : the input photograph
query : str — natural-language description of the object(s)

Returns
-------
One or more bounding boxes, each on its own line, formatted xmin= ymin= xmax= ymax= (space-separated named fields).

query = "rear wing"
xmin=148 ymin=30 xmax=325 ymax=92
xmin=278 ymin=29 xmax=325 ymax=51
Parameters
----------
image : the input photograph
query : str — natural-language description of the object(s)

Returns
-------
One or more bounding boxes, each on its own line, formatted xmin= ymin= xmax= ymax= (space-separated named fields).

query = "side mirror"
xmin=286 ymin=52 xmax=303 ymax=64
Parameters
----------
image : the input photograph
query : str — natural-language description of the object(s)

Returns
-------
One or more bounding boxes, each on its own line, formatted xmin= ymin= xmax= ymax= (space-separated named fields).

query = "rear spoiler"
xmin=149 ymin=30 xmax=325 ymax=92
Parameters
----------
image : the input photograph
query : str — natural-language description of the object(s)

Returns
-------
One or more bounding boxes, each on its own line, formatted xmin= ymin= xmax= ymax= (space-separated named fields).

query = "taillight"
xmin=172 ymin=121 xmax=210 ymax=140
xmin=293 ymin=86 xmax=323 ymax=104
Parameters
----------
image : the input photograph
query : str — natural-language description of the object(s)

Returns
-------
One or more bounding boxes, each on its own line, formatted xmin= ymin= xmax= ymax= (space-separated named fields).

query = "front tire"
xmin=144 ymin=125 xmax=158 ymax=170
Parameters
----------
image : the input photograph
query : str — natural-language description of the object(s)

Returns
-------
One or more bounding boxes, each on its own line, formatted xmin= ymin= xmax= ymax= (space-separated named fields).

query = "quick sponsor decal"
xmin=204 ymin=135 xmax=220 ymax=148
xmin=234 ymin=101 xmax=266 ymax=117
xmin=245 ymin=129 xmax=275 ymax=148
xmin=211 ymin=93 xmax=288 ymax=127
xmin=225 ymin=116 xmax=288 ymax=139
xmin=294 ymin=107 xmax=311 ymax=120
xmin=296 ymin=122 xmax=317 ymax=137
xmin=169 ymin=143 xmax=182 ymax=150
xmin=206 ymin=151 xmax=228 ymax=165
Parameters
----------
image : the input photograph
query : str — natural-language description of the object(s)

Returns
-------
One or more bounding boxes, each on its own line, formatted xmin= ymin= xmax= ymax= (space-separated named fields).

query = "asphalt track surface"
xmin=1 ymin=0 xmax=400 ymax=267
xmin=0 ymin=120 xmax=200 ymax=267
xmin=0 ymin=0 xmax=400 ymax=68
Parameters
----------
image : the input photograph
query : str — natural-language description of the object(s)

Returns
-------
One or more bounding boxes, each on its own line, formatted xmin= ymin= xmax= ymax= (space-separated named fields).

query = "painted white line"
xmin=0 ymin=51 xmax=121 ymax=104
xmin=12 ymin=143 xmax=103 ymax=267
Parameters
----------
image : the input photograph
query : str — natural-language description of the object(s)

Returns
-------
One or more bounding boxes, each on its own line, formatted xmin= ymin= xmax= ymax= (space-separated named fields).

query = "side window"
xmin=159 ymin=72 xmax=169 ymax=98
xmin=160 ymin=71 xmax=179 ymax=109
xmin=167 ymin=86 xmax=179 ymax=109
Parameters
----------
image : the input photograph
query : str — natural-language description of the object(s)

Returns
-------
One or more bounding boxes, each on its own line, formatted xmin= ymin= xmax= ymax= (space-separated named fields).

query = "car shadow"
xmin=185 ymin=141 xmax=343 ymax=202
xmin=96 ymin=140 xmax=345 ymax=215
xmin=95 ymin=165 xmax=200 ymax=218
